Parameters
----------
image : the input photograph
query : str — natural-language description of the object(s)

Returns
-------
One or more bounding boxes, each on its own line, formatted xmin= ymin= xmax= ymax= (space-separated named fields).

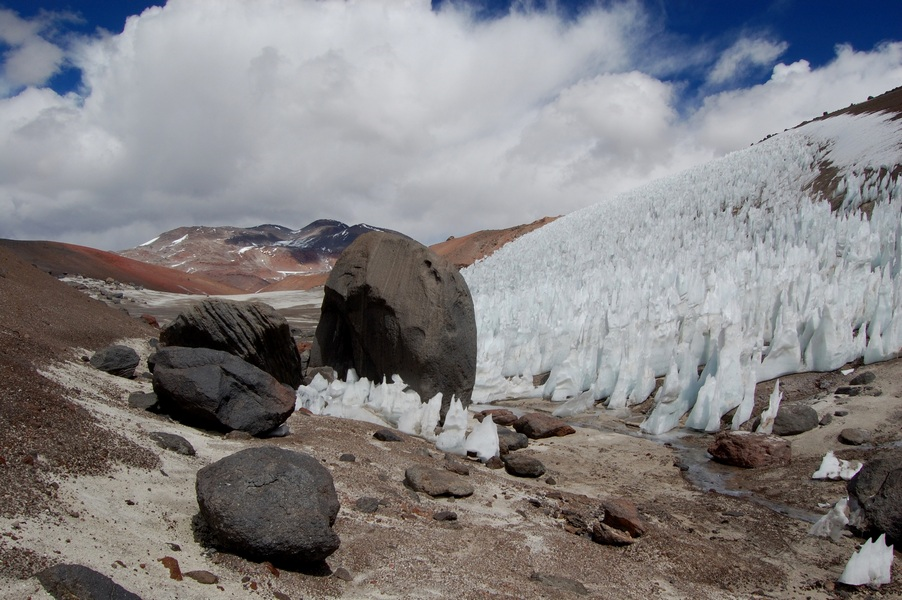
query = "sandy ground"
xmin=2 ymin=334 xmax=900 ymax=599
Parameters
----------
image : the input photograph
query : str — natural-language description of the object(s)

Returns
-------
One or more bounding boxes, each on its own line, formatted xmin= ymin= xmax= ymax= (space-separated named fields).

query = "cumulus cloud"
xmin=707 ymin=36 xmax=788 ymax=86
xmin=0 ymin=0 xmax=900 ymax=250
xmin=0 ymin=9 xmax=70 ymax=93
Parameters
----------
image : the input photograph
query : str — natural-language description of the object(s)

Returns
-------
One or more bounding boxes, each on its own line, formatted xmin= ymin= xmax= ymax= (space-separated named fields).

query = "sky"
xmin=0 ymin=0 xmax=900 ymax=251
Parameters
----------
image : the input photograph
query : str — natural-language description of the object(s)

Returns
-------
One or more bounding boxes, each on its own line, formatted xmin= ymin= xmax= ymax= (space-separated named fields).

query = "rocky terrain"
xmin=1 ymin=243 xmax=900 ymax=599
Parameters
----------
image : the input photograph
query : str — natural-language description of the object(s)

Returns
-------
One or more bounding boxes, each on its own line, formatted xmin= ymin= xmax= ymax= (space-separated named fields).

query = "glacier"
xmin=464 ymin=111 xmax=902 ymax=434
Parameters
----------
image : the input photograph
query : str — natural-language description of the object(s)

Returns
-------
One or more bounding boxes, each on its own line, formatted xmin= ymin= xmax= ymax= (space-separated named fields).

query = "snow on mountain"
xmin=463 ymin=101 xmax=902 ymax=435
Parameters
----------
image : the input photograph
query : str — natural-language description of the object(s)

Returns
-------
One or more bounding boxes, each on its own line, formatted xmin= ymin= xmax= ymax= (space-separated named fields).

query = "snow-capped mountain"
xmin=119 ymin=220 xmax=393 ymax=292
xmin=463 ymin=87 xmax=902 ymax=435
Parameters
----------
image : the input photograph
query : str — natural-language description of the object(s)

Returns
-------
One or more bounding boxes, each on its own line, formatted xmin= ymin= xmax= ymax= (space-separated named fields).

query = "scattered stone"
xmin=354 ymin=497 xmax=381 ymax=514
xmin=512 ymin=413 xmax=576 ymax=439
xmin=847 ymin=449 xmax=902 ymax=541
xmin=834 ymin=409 xmax=850 ymax=417
xmin=373 ymin=428 xmax=404 ymax=442
xmin=433 ymin=510 xmax=458 ymax=522
xmin=707 ymin=431 xmax=792 ymax=468
xmin=148 ymin=432 xmax=196 ymax=456
xmin=90 ymin=345 xmax=140 ymax=379
xmin=160 ymin=298 xmax=303 ymax=388
xmin=601 ymin=498 xmax=647 ymax=538
xmin=303 ymin=366 xmax=336 ymax=386
xmin=838 ymin=428 xmax=872 ymax=446
xmin=443 ymin=455 xmax=470 ymax=476
xmin=404 ymin=465 xmax=474 ymax=497
xmin=339 ymin=453 xmax=356 ymax=462
xmin=167 ymin=543 xmax=181 ymax=552
xmin=224 ymin=430 xmax=254 ymax=440
xmin=771 ymin=404 xmax=819 ymax=436
xmin=140 ymin=314 xmax=160 ymax=329
xmin=158 ymin=556 xmax=182 ymax=580
xmin=819 ymin=413 xmax=833 ymax=426
xmin=497 ymin=427 xmax=529 ymax=454
xmin=36 ymin=563 xmax=142 ymax=600
xmin=310 ymin=231 xmax=477 ymax=419
xmin=502 ymin=454 xmax=546 ymax=478
xmin=849 ymin=371 xmax=876 ymax=386
xmin=475 ymin=409 xmax=518 ymax=426
xmin=835 ymin=385 xmax=882 ymax=397
xmin=128 ymin=391 xmax=160 ymax=411
xmin=184 ymin=570 xmax=218 ymax=584
xmin=530 ymin=572 xmax=588 ymax=596
xmin=591 ymin=521 xmax=637 ymax=545
xmin=484 ymin=456 xmax=504 ymax=470
xmin=152 ymin=346 xmax=295 ymax=435
xmin=333 ymin=567 xmax=353 ymax=582
xmin=196 ymin=447 xmax=341 ymax=563
xmin=545 ymin=476 xmax=557 ymax=485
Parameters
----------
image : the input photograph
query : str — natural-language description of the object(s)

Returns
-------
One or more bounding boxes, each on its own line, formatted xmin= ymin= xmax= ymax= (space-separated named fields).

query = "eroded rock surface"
xmin=707 ymin=431 xmax=792 ymax=468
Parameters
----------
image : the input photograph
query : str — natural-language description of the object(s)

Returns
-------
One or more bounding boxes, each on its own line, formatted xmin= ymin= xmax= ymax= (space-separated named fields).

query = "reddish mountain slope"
xmin=0 ymin=239 xmax=243 ymax=295
xmin=430 ymin=216 xmax=558 ymax=269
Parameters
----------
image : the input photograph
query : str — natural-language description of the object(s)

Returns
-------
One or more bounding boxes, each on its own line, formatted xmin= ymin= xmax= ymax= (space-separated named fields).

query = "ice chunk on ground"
xmin=552 ymin=390 xmax=595 ymax=418
xmin=809 ymin=497 xmax=849 ymax=542
xmin=812 ymin=451 xmax=863 ymax=481
xmin=755 ymin=380 xmax=782 ymax=434
xmin=464 ymin=414 xmax=500 ymax=461
xmin=436 ymin=398 xmax=468 ymax=455
xmin=838 ymin=533 xmax=894 ymax=586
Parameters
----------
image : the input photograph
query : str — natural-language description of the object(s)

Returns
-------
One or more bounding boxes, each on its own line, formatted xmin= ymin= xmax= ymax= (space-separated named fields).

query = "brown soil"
xmin=1 ymin=246 xmax=900 ymax=599
xmin=430 ymin=216 xmax=559 ymax=269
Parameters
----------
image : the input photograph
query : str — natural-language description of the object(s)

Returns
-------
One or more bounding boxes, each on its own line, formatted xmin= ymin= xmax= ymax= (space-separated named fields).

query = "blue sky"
xmin=0 ymin=0 xmax=900 ymax=249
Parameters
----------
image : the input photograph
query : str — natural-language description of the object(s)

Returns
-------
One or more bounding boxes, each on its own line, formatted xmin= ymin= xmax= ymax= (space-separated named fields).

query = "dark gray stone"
xmin=310 ymin=232 xmax=476 ymax=419
xmin=433 ymin=510 xmax=458 ymax=521
xmin=152 ymin=346 xmax=295 ymax=436
xmin=771 ymin=404 xmax=819 ymax=436
xmin=339 ymin=453 xmax=356 ymax=462
xmin=373 ymin=428 xmax=404 ymax=442
xmin=404 ymin=465 xmax=474 ymax=497
xmin=497 ymin=427 xmax=529 ymax=454
xmin=354 ymin=497 xmax=381 ymax=513
xmin=196 ymin=447 xmax=340 ymax=563
xmin=128 ymin=391 xmax=160 ymax=411
xmin=37 ymin=563 xmax=142 ymax=600
xmin=848 ymin=371 xmax=877 ymax=386
xmin=90 ymin=345 xmax=139 ymax=379
xmin=847 ymin=450 xmax=902 ymax=542
xmin=148 ymin=432 xmax=195 ymax=456
xmin=502 ymin=454 xmax=546 ymax=478
xmin=819 ymin=413 xmax=833 ymax=426
xmin=838 ymin=428 xmax=872 ymax=446
xmin=160 ymin=298 xmax=302 ymax=388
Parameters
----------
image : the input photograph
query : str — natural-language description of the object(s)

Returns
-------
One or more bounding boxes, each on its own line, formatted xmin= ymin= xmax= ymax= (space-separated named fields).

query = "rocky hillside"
xmin=118 ymin=220 xmax=393 ymax=292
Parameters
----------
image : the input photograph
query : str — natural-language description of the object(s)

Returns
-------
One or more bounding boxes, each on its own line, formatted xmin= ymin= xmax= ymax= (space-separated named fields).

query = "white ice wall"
xmin=464 ymin=112 xmax=902 ymax=434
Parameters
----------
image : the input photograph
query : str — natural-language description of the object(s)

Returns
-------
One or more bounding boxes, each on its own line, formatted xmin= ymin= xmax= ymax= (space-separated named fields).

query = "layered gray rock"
xmin=160 ymin=298 xmax=302 ymax=388
xmin=310 ymin=232 xmax=476 ymax=418
xmin=196 ymin=447 xmax=340 ymax=563
xmin=151 ymin=346 xmax=295 ymax=435
xmin=90 ymin=345 xmax=139 ymax=379
xmin=847 ymin=450 xmax=902 ymax=542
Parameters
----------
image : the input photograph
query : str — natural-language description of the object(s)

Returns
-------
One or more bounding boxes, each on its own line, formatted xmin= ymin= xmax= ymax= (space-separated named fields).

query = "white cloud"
xmin=707 ymin=36 xmax=788 ymax=86
xmin=0 ymin=9 xmax=68 ymax=92
xmin=0 ymin=1 xmax=900 ymax=251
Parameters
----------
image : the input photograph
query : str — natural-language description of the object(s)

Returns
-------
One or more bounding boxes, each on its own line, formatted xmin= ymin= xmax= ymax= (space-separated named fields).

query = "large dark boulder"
xmin=772 ymin=404 xmax=819 ymax=436
xmin=196 ymin=447 xmax=340 ymax=564
xmin=160 ymin=299 xmax=302 ymax=388
xmin=90 ymin=345 xmax=140 ymax=378
xmin=310 ymin=232 xmax=476 ymax=418
xmin=37 ymin=563 xmax=142 ymax=599
xmin=847 ymin=450 xmax=902 ymax=542
xmin=151 ymin=346 xmax=295 ymax=435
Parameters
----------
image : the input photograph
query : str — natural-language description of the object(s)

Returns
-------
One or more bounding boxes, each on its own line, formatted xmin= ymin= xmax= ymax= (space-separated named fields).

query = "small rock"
xmin=433 ymin=510 xmax=458 ymax=521
xmin=90 ymin=345 xmax=140 ymax=379
xmin=591 ymin=521 xmax=637 ymax=545
xmin=224 ymin=430 xmax=254 ymax=440
xmin=502 ymin=454 xmax=546 ymax=478
xmin=354 ymin=497 xmax=381 ymax=514
xmin=404 ymin=465 xmax=474 ymax=497
xmin=158 ymin=556 xmax=183 ymax=580
xmin=545 ymin=476 xmax=557 ymax=485
xmin=373 ymin=428 xmax=404 ymax=442
xmin=834 ymin=409 xmax=850 ymax=417
xmin=128 ymin=391 xmax=160 ymax=411
xmin=37 ymin=564 xmax=141 ymax=600
xmin=835 ymin=386 xmax=860 ymax=396
xmin=333 ymin=567 xmax=353 ymax=582
xmin=149 ymin=432 xmax=196 ymax=456
xmin=819 ymin=413 xmax=833 ymax=426
xmin=513 ymin=413 xmax=576 ymax=439
xmin=497 ymin=427 xmax=529 ymax=454
xmin=140 ymin=314 xmax=160 ymax=329
xmin=601 ymin=498 xmax=647 ymax=538
xmin=475 ymin=409 xmax=518 ymax=426
xmin=167 ymin=543 xmax=181 ymax=552
xmin=484 ymin=456 xmax=504 ymax=470
xmin=848 ymin=371 xmax=876 ymax=386
xmin=838 ymin=428 xmax=871 ymax=446
xmin=530 ymin=572 xmax=588 ymax=596
xmin=707 ymin=431 xmax=791 ymax=468
xmin=184 ymin=570 xmax=218 ymax=584
xmin=443 ymin=456 xmax=470 ymax=476
xmin=339 ymin=454 xmax=356 ymax=463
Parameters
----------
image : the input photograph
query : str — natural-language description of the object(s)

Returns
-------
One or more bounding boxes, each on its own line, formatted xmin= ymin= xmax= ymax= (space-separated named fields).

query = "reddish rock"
xmin=158 ymin=556 xmax=182 ymax=581
xmin=184 ymin=570 xmax=218 ymax=584
xmin=513 ymin=413 xmax=576 ymax=439
xmin=475 ymin=409 xmax=518 ymax=426
xmin=707 ymin=431 xmax=791 ymax=468
xmin=140 ymin=313 xmax=160 ymax=328
xmin=601 ymin=498 xmax=647 ymax=538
